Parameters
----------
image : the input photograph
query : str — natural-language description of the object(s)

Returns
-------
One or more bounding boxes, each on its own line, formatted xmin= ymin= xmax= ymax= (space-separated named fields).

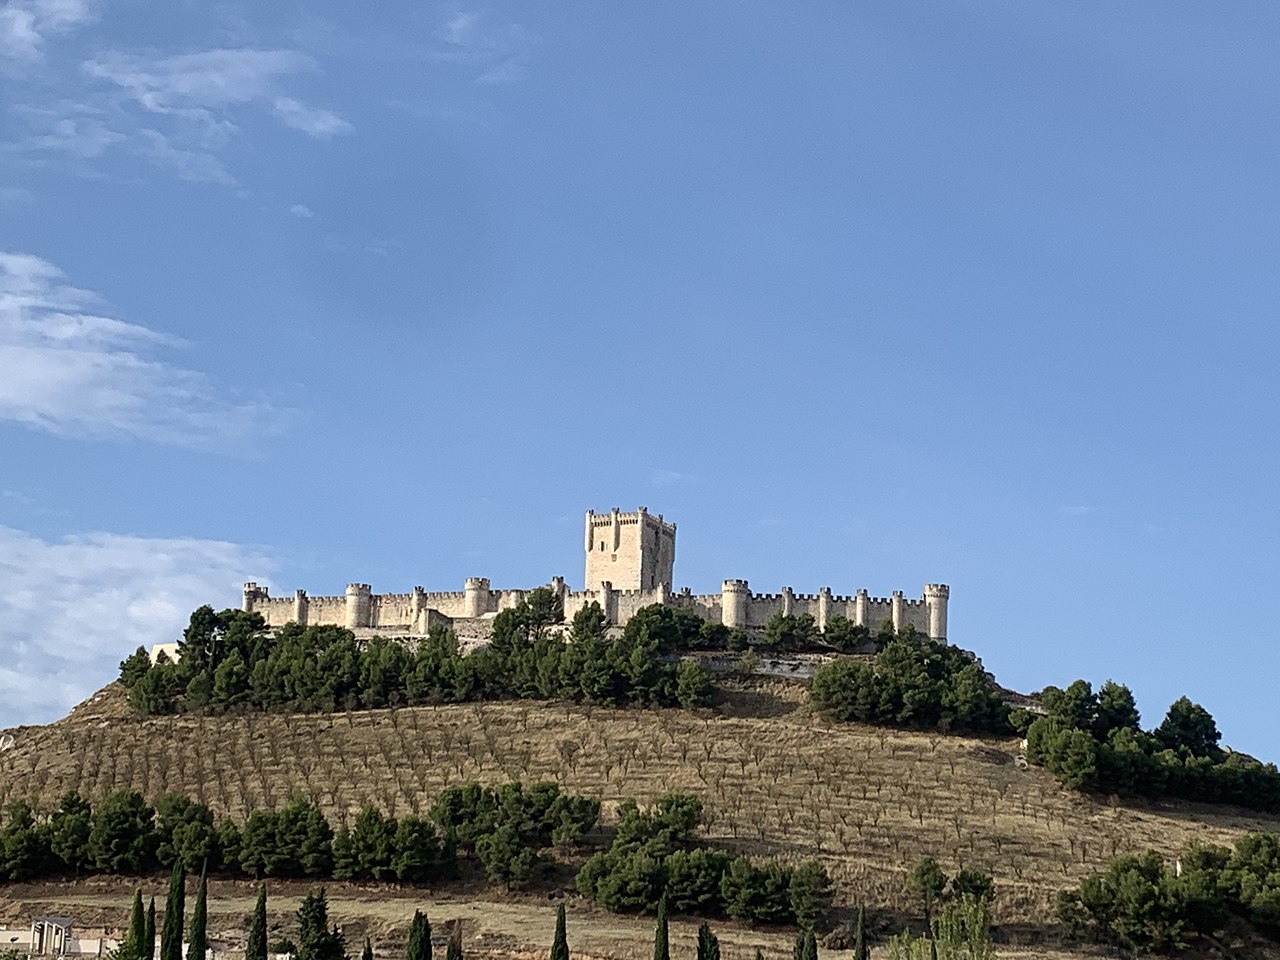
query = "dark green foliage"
xmin=145 ymin=898 xmax=156 ymax=960
xmin=246 ymin=886 xmax=267 ymax=960
xmin=791 ymin=932 xmax=816 ymax=960
xmin=810 ymin=631 xmax=1010 ymax=735
xmin=297 ymin=890 xmax=346 ymax=960
xmin=160 ymin=862 xmax=185 ymax=960
xmin=788 ymin=860 xmax=833 ymax=930
xmin=1026 ymin=681 xmax=1280 ymax=811
xmin=333 ymin=806 xmax=397 ymax=882
xmin=188 ymin=866 xmax=208 ymax=960
xmin=125 ymin=890 xmax=146 ymax=960
xmin=135 ymin=601 xmax=715 ymax=716
xmin=664 ymin=849 xmax=732 ymax=914
xmin=88 ymin=790 xmax=156 ymax=873
xmin=720 ymin=857 xmax=794 ymax=924
xmin=762 ymin=612 xmax=818 ymax=651
xmin=0 ymin=800 xmax=51 ymax=880
xmin=853 ymin=904 xmax=868 ymax=960
xmin=821 ymin=616 xmax=872 ymax=653
xmin=550 ymin=903 xmax=568 ymax=960
xmin=49 ymin=792 xmax=92 ymax=874
xmin=908 ymin=858 xmax=947 ymax=923
xmin=119 ymin=646 xmax=153 ymax=687
xmin=695 ymin=923 xmax=719 ymax=960
xmin=155 ymin=794 xmax=218 ymax=871
xmin=238 ymin=799 xmax=334 ymax=878
xmin=950 ymin=869 xmax=994 ymax=903
xmin=361 ymin=940 xmax=373 ymax=960
xmin=405 ymin=911 xmax=431 ymax=960
xmin=444 ymin=926 xmax=462 ymax=960
xmin=652 ymin=898 xmax=669 ymax=960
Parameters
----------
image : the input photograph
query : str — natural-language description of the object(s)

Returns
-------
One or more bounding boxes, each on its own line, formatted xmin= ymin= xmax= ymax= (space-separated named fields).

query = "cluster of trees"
xmin=576 ymin=793 xmax=833 ymax=928
xmin=809 ymin=629 xmax=1011 ymax=735
xmin=1057 ymin=833 xmax=1280 ymax=954
xmin=762 ymin=611 xmax=888 ymax=654
xmin=1019 ymin=679 xmax=1280 ymax=812
xmin=0 ymin=780 xmax=596 ymax=885
xmin=122 ymin=593 xmax=715 ymax=716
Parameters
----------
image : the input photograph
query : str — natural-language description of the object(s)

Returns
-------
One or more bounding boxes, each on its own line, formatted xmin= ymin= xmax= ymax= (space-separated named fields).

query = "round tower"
xmin=242 ymin=582 xmax=267 ymax=613
xmin=721 ymin=579 xmax=750 ymax=630
xmin=924 ymin=583 xmax=950 ymax=643
xmin=293 ymin=589 xmax=309 ymax=627
xmin=345 ymin=583 xmax=372 ymax=629
xmin=463 ymin=577 xmax=491 ymax=618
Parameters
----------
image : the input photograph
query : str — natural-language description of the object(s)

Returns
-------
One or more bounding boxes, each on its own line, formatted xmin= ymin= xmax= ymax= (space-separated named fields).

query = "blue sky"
xmin=2 ymin=2 xmax=1278 ymax=757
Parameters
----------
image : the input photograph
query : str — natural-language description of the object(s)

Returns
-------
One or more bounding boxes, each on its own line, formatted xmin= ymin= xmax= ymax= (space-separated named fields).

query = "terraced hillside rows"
xmin=2 ymin=681 xmax=1277 ymax=927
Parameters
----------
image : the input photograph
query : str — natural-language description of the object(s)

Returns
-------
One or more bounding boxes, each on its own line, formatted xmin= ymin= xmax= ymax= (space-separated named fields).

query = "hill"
xmin=3 ymin=677 xmax=1278 ymax=952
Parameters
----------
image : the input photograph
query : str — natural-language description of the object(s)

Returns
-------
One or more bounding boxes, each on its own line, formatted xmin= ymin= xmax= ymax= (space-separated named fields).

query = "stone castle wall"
xmin=240 ymin=506 xmax=948 ymax=642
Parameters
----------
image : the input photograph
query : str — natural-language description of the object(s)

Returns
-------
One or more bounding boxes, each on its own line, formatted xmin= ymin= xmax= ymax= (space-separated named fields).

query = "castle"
xmin=241 ymin=506 xmax=950 ymax=642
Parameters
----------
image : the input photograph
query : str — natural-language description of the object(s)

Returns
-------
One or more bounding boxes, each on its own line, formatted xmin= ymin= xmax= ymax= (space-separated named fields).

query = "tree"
xmin=951 ymin=869 xmax=994 ymax=903
xmin=405 ymin=910 xmax=431 ymax=960
xmin=246 ymin=886 xmax=267 ymax=960
xmin=188 ymin=866 xmax=208 ymax=960
xmin=145 ymin=898 xmax=156 ymax=960
xmin=1094 ymin=681 xmax=1140 ymax=739
xmin=675 ymin=661 xmax=712 ymax=708
xmin=908 ymin=858 xmax=946 ymax=926
xmin=1156 ymin=697 xmax=1222 ymax=758
xmin=652 ymin=897 xmax=669 ymax=960
xmin=695 ymin=923 xmax=719 ymax=960
xmin=788 ymin=861 xmax=833 ymax=931
xmin=124 ymin=890 xmax=147 ymax=960
xmin=88 ymin=790 xmax=156 ymax=873
xmin=853 ymin=905 xmax=868 ymax=960
xmin=159 ymin=862 xmax=185 ymax=960
xmin=550 ymin=904 xmax=568 ymax=960
xmin=119 ymin=646 xmax=152 ymax=687
xmin=49 ymin=792 xmax=92 ymax=874
xmin=297 ymin=890 xmax=346 ymax=960
xmin=444 ymin=925 xmax=462 ymax=960
xmin=361 ymin=941 xmax=373 ymax=960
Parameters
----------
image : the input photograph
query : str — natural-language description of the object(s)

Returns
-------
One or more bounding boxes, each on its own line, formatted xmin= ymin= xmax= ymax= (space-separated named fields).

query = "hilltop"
xmin=3 ymin=675 xmax=1278 ymax=958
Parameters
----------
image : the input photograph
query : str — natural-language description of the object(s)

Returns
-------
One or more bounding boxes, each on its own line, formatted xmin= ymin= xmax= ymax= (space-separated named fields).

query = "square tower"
xmin=584 ymin=506 xmax=676 ymax=591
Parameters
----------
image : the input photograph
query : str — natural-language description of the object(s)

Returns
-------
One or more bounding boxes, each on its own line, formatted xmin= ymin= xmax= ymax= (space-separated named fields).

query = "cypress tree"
xmin=695 ymin=924 xmax=718 ymax=960
xmin=406 ymin=910 xmax=431 ymax=960
xmin=145 ymin=897 xmax=157 ymax=960
xmin=188 ymin=866 xmax=208 ymax=960
xmin=246 ymin=886 xmax=267 ymax=960
xmin=361 ymin=939 xmax=373 ymax=960
xmin=127 ymin=890 xmax=146 ymax=960
xmin=852 ymin=906 xmax=868 ymax=960
xmin=652 ymin=898 xmax=669 ymax=960
xmin=550 ymin=904 xmax=568 ymax=960
xmin=444 ymin=924 xmax=462 ymax=960
xmin=160 ymin=862 xmax=185 ymax=960
xmin=803 ymin=931 xmax=817 ymax=960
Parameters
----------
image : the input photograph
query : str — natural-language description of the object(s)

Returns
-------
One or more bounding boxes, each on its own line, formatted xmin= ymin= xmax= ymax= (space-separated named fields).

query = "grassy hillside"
xmin=3 ymin=677 xmax=1276 ymax=935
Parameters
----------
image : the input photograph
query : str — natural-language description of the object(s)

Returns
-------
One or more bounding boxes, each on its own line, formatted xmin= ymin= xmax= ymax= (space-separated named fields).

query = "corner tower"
xmin=584 ymin=506 xmax=676 ymax=591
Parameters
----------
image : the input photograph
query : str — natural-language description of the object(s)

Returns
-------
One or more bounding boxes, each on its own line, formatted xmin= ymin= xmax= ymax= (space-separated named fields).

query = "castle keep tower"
xmin=584 ymin=506 xmax=676 ymax=591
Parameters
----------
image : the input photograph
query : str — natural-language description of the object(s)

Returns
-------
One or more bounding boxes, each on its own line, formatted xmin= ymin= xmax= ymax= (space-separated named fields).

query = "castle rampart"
xmin=241 ymin=507 xmax=949 ymax=642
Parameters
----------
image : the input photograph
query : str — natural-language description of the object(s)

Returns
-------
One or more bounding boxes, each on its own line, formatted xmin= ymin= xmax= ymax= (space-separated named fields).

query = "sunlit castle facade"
xmin=240 ymin=506 xmax=948 ymax=641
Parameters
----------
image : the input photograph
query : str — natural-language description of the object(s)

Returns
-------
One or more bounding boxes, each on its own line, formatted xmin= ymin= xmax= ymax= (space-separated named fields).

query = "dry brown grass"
xmin=2 ymin=680 xmax=1277 ymax=934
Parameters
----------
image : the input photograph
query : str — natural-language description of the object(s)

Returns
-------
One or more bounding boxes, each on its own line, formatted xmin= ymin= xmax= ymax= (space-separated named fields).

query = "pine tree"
xmin=695 ymin=923 xmax=718 ymax=960
xmin=145 ymin=897 xmax=157 ymax=960
xmin=188 ymin=866 xmax=208 ymax=960
xmin=297 ymin=890 xmax=345 ymax=960
xmin=160 ymin=862 xmax=186 ymax=960
xmin=126 ymin=890 xmax=146 ymax=960
xmin=361 ymin=939 xmax=373 ymax=960
xmin=405 ymin=910 xmax=431 ymax=960
xmin=852 ymin=905 xmax=868 ymax=960
xmin=652 ymin=898 xmax=669 ymax=960
xmin=246 ymin=886 xmax=267 ymax=960
xmin=550 ymin=904 xmax=568 ymax=960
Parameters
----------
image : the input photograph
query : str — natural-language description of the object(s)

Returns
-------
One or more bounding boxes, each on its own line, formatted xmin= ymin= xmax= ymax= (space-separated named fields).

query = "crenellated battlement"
xmin=244 ymin=507 xmax=948 ymax=641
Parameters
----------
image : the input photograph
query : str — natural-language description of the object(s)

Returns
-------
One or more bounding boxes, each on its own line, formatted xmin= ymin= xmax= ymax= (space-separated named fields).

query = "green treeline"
xmin=1018 ymin=679 xmax=1280 ymax=812
xmin=1058 ymin=833 xmax=1280 ymax=954
xmin=809 ymin=629 xmax=1011 ymax=735
xmin=0 ymin=784 xmax=827 ymax=928
xmin=121 ymin=592 xmax=713 ymax=715
xmin=575 ymin=794 xmax=833 ymax=927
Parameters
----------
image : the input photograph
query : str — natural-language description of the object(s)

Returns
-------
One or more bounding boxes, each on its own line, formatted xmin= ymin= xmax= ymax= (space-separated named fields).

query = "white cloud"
xmin=272 ymin=96 xmax=351 ymax=138
xmin=289 ymin=203 xmax=314 ymax=217
xmin=0 ymin=524 xmax=272 ymax=727
xmin=0 ymin=0 xmax=93 ymax=62
xmin=0 ymin=251 xmax=288 ymax=449
xmin=431 ymin=10 xmax=539 ymax=85
xmin=84 ymin=48 xmax=311 ymax=112
xmin=139 ymin=129 xmax=234 ymax=184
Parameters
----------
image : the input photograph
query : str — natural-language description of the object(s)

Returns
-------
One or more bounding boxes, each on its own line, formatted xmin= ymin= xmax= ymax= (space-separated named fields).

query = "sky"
xmin=2 ymin=2 xmax=1278 ymax=757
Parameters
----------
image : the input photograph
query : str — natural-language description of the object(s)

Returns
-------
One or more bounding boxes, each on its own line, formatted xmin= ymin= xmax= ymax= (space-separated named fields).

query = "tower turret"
xmin=345 ymin=583 xmax=372 ymax=629
xmin=721 ymin=579 xmax=750 ymax=630
xmin=463 ymin=577 xmax=491 ymax=618
xmin=924 ymin=583 xmax=950 ymax=643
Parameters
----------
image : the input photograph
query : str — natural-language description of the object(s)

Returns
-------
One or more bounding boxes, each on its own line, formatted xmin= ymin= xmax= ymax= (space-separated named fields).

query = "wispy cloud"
xmin=1057 ymin=504 xmax=1095 ymax=517
xmin=0 ymin=251 xmax=289 ymax=449
xmin=0 ymin=524 xmax=273 ymax=727
xmin=273 ymin=96 xmax=351 ymax=137
xmin=0 ymin=0 xmax=93 ymax=62
xmin=651 ymin=468 xmax=689 ymax=487
xmin=289 ymin=202 xmax=314 ymax=218
xmin=432 ymin=9 xmax=539 ymax=86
